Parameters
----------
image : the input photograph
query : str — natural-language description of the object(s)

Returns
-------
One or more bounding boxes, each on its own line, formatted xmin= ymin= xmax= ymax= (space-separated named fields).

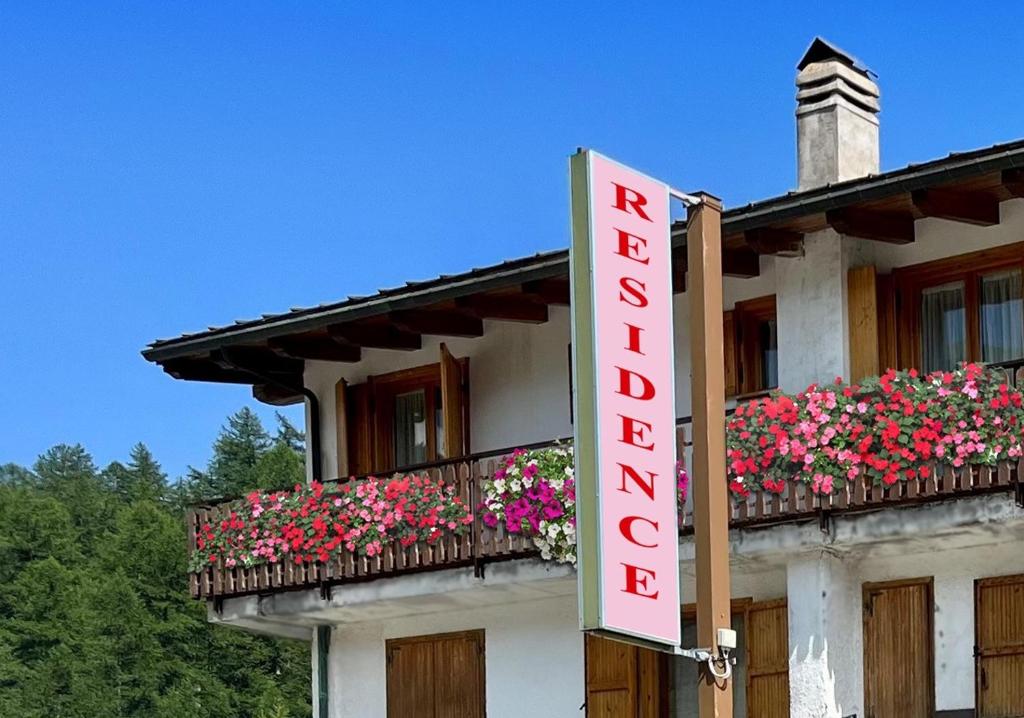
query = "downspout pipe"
xmin=217 ymin=349 xmax=323 ymax=482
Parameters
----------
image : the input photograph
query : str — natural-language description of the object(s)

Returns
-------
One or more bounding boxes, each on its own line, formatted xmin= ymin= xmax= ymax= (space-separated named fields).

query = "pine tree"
xmin=33 ymin=444 xmax=111 ymax=551
xmin=207 ymin=408 xmax=272 ymax=499
xmin=0 ymin=417 xmax=312 ymax=717
xmin=274 ymin=412 xmax=305 ymax=454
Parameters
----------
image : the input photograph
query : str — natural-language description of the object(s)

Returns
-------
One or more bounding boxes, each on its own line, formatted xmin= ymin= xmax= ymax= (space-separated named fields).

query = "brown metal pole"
xmin=686 ymin=193 xmax=733 ymax=717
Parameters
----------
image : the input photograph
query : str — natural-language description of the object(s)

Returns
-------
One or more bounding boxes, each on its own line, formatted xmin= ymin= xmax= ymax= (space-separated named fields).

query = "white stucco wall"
xmin=287 ymin=201 xmax=1024 ymax=713
xmin=303 ymin=261 xmax=780 ymax=480
xmin=326 ymin=593 xmax=585 ymax=718
xmin=865 ymin=198 xmax=1024 ymax=273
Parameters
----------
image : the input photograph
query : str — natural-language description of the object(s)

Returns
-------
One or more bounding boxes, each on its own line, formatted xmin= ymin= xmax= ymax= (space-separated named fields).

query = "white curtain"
xmin=980 ymin=269 xmax=1024 ymax=364
xmin=921 ymin=281 xmax=966 ymax=372
xmin=394 ymin=390 xmax=427 ymax=466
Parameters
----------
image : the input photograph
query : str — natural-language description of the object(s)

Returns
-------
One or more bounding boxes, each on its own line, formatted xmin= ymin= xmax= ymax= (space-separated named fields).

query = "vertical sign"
xmin=570 ymin=149 xmax=681 ymax=648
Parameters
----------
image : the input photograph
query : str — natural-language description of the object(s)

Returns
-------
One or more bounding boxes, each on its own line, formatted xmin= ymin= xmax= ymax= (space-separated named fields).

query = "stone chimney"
xmin=796 ymin=38 xmax=880 ymax=190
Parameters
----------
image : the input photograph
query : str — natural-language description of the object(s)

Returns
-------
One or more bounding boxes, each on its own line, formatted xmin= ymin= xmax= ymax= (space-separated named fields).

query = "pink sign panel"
xmin=574 ymin=151 xmax=680 ymax=646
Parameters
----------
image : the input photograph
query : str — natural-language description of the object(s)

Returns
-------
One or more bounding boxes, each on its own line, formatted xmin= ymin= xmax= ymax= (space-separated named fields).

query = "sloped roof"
xmin=143 ymin=137 xmax=1024 ymax=365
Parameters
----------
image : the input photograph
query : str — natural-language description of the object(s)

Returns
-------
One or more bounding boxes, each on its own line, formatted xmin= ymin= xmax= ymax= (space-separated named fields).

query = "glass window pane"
xmin=980 ymin=269 xmax=1024 ymax=364
xmin=921 ymin=281 xmax=966 ymax=372
xmin=394 ymin=390 xmax=427 ymax=467
xmin=760 ymin=318 xmax=778 ymax=389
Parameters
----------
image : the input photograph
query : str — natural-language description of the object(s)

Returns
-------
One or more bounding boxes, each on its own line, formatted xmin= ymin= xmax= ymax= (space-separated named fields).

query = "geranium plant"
xmin=726 ymin=363 xmax=1024 ymax=499
xmin=191 ymin=475 xmax=474 ymax=572
xmin=479 ymin=445 xmax=690 ymax=566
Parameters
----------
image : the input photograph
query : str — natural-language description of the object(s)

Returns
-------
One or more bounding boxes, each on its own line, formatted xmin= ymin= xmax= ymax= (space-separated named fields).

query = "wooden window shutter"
xmin=440 ymin=343 xmax=468 ymax=458
xmin=723 ymin=309 xmax=738 ymax=397
xmin=433 ymin=632 xmax=485 ymax=718
xmin=745 ymin=599 xmax=790 ymax=718
xmin=862 ymin=578 xmax=934 ymax=718
xmin=344 ymin=379 xmax=375 ymax=476
xmin=848 ymin=265 xmax=881 ymax=382
xmin=386 ymin=631 xmax=484 ymax=718
xmin=386 ymin=639 xmax=434 ymax=718
xmin=975 ymin=574 xmax=1024 ymax=718
xmin=876 ymin=272 xmax=898 ymax=372
xmin=585 ymin=634 xmax=638 ymax=716
xmin=584 ymin=634 xmax=665 ymax=717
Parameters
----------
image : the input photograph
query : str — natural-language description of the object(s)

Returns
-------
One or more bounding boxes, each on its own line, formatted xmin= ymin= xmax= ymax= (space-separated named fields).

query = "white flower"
xmin=493 ymin=479 xmax=506 ymax=493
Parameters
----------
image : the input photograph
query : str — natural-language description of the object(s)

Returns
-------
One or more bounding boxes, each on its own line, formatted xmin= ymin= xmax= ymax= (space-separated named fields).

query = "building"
xmin=144 ymin=38 xmax=1024 ymax=718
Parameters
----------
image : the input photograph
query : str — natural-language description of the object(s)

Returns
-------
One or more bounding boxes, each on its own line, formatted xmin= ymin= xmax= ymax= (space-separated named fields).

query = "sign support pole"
xmin=686 ymin=193 xmax=734 ymax=716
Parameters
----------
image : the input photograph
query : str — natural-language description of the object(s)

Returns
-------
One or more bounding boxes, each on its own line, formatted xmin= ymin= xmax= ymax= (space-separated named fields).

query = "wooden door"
xmin=386 ymin=630 xmax=485 ymax=718
xmin=745 ymin=599 xmax=789 ymax=718
xmin=976 ymin=575 xmax=1024 ymax=717
xmin=863 ymin=578 xmax=934 ymax=718
xmin=585 ymin=634 xmax=666 ymax=717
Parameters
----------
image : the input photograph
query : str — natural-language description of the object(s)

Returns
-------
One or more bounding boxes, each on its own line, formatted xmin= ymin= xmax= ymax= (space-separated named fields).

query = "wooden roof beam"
xmin=328 ymin=324 xmax=422 ymax=351
xmin=1003 ymin=169 xmax=1024 ymax=198
xmin=743 ymin=228 xmax=804 ymax=257
xmin=211 ymin=347 xmax=304 ymax=377
xmin=268 ymin=336 xmax=361 ymax=363
xmin=455 ymin=295 xmax=549 ymax=323
xmin=390 ymin=309 xmax=484 ymax=338
xmin=722 ymin=248 xmax=761 ymax=277
xmin=162 ymin=359 xmax=256 ymax=384
xmin=521 ymin=278 xmax=570 ymax=305
xmin=826 ymin=208 xmax=915 ymax=244
xmin=911 ymin=188 xmax=1000 ymax=226
xmin=253 ymin=383 xmax=303 ymax=406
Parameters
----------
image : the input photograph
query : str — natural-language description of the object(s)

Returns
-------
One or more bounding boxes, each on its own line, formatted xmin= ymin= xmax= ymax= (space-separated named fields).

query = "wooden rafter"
xmin=390 ymin=309 xmax=484 ymax=338
xmin=162 ymin=359 xmax=255 ymax=384
xmin=722 ymin=248 xmax=761 ymax=277
xmin=826 ymin=208 xmax=915 ymax=244
xmin=743 ymin=228 xmax=804 ymax=256
xmin=268 ymin=336 xmax=361 ymax=363
xmin=253 ymin=383 xmax=302 ymax=406
xmin=521 ymin=278 xmax=570 ymax=305
xmin=1003 ymin=169 xmax=1024 ymax=198
xmin=911 ymin=188 xmax=1000 ymax=226
xmin=209 ymin=349 xmax=304 ymax=390
xmin=455 ymin=295 xmax=549 ymax=323
xmin=328 ymin=324 xmax=422 ymax=351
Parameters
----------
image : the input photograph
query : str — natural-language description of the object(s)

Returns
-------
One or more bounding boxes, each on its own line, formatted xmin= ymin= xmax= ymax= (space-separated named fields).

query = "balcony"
xmin=187 ymin=376 xmax=1024 ymax=603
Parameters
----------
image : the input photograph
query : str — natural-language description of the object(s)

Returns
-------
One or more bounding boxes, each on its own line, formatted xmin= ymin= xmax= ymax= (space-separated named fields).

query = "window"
xmin=386 ymin=630 xmax=485 ymax=718
xmin=388 ymin=381 xmax=443 ymax=467
xmin=338 ymin=344 xmax=468 ymax=476
xmin=896 ymin=242 xmax=1024 ymax=373
xmin=725 ymin=295 xmax=778 ymax=396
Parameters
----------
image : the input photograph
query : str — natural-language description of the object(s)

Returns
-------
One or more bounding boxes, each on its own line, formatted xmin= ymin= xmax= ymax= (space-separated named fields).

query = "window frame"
xmin=894 ymin=241 xmax=1024 ymax=371
xmin=372 ymin=364 xmax=444 ymax=471
xmin=343 ymin=357 xmax=470 ymax=476
xmin=733 ymin=294 xmax=779 ymax=396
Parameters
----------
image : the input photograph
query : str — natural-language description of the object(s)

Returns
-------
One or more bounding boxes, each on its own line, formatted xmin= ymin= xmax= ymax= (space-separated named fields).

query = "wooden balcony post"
xmin=687 ymin=194 xmax=734 ymax=716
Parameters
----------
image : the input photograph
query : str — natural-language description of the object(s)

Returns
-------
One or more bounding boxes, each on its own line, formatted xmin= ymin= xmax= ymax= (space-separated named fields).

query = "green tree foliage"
xmin=0 ymin=410 xmax=312 ymax=717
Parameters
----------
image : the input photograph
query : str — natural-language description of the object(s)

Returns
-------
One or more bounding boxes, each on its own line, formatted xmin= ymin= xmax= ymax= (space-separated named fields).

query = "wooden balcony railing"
xmin=186 ymin=418 xmax=1023 ymax=602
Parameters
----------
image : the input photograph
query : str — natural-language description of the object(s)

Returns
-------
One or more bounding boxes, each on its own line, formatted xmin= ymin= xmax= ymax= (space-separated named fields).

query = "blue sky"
xmin=2 ymin=2 xmax=1022 ymax=479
